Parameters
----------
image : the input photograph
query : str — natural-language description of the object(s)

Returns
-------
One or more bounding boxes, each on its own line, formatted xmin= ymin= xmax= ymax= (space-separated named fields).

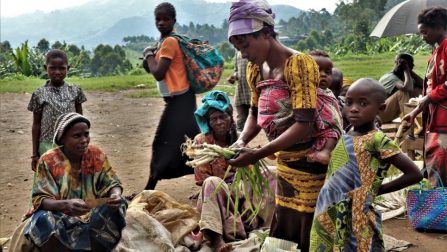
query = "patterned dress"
xmin=28 ymin=81 xmax=87 ymax=155
xmin=24 ymin=145 xmax=127 ymax=250
xmin=310 ymin=130 xmax=401 ymax=252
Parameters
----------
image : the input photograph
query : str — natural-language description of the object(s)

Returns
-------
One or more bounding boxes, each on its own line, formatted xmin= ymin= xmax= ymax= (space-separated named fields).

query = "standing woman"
xmin=143 ymin=2 xmax=199 ymax=189
xmin=403 ymin=7 xmax=447 ymax=186
xmin=227 ymin=1 xmax=323 ymax=251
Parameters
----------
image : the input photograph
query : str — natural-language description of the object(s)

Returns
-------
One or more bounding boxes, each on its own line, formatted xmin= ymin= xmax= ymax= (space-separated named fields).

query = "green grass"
xmin=0 ymin=52 xmax=433 ymax=96
xmin=333 ymin=52 xmax=431 ymax=81
xmin=0 ymin=75 xmax=156 ymax=93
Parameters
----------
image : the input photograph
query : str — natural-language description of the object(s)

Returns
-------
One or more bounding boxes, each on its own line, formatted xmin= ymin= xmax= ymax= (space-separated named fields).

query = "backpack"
xmin=168 ymin=33 xmax=224 ymax=94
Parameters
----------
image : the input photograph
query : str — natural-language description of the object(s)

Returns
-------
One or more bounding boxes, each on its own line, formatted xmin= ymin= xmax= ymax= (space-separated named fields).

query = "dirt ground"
xmin=0 ymin=91 xmax=445 ymax=251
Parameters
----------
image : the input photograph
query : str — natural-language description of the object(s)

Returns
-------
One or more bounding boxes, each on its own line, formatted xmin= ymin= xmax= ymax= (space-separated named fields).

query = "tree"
xmin=218 ymin=42 xmax=235 ymax=61
xmin=91 ymin=44 xmax=132 ymax=76
xmin=36 ymin=39 xmax=50 ymax=54
xmin=67 ymin=44 xmax=81 ymax=56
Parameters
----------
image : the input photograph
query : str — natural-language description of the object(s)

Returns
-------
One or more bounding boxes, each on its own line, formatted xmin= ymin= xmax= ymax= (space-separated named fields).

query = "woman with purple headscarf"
xmin=227 ymin=1 xmax=323 ymax=251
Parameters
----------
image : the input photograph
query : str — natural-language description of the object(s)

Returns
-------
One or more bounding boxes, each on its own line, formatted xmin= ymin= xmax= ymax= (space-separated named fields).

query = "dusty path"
xmin=0 ymin=91 xmax=444 ymax=251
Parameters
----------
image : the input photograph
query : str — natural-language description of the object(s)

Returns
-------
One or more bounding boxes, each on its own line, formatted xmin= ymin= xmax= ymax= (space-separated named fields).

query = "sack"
xmin=169 ymin=33 xmax=224 ymax=93
xmin=406 ymin=168 xmax=447 ymax=231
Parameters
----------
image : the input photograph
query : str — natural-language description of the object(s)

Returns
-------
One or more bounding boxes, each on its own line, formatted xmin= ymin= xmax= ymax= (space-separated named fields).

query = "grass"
xmin=332 ymin=52 xmax=431 ymax=81
xmin=0 ymin=52 xmax=433 ymax=96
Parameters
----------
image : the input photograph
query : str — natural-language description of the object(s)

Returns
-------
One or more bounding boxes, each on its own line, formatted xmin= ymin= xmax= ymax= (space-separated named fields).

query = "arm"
xmin=395 ymin=65 xmax=414 ymax=92
xmin=41 ymin=198 xmax=90 ymax=216
xmin=31 ymin=112 xmax=42 ymax=171
xmin=229 ymin=121 xmax=312 ymax=167
xmin=145 ymin=55 xmax=172 ymax=81
xmin=235 ymin=109 xmax=261 ymax=146
xmin=75 ymin=103 xmax=83 ymax=115
xmin=377 ymin=153 xmax=422 ymax=195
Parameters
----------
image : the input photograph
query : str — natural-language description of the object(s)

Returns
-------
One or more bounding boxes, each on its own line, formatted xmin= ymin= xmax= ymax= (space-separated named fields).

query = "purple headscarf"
xmin=228 ymin=0 xmax=275 ymax=39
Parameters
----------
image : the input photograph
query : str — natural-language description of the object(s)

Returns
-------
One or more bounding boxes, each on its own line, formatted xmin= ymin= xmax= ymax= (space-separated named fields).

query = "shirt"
xmin=28 ymin=81 xmax=87 ymax=142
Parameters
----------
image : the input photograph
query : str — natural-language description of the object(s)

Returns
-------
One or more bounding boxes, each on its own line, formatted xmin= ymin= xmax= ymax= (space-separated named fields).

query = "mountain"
xmin=1 ymin=0 xmax=302 ymax=49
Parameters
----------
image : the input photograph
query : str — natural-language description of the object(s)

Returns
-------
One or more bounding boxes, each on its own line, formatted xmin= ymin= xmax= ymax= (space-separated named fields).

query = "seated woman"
xmin=10 ymin=112 xmax=127 ymax=252
xmin=193 ymin=91 xmax=275 ymax=252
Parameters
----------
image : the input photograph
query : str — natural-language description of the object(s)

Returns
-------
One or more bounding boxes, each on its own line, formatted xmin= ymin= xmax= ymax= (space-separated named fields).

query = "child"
xmin=28 ymin=49 xmax=87 ymax=171
xmin=143 ymin=2 xmax=199 ymax=190
xmin=310 ymin=78 xmax=422 ymax=251
xmin=307 ymin=50 xmax=343 ymax=165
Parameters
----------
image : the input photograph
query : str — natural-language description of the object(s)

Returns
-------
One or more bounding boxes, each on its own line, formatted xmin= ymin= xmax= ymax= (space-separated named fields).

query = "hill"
xmin=1 ymin=0 xmax=302 ymax=49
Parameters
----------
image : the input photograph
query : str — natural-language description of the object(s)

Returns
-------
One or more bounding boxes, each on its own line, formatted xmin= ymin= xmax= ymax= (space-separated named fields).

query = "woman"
xmin=143 ymin=2 xmax=199 ymax=190
xmin=10 ymin=113 xmax=127 ymax=252
xmin=226 ymin=1 xmax=325 ymax=251
xmin=403 ymin=7 xmax=447 ymax=186
xmin=193 ymin=91 xmax=275 ymax=252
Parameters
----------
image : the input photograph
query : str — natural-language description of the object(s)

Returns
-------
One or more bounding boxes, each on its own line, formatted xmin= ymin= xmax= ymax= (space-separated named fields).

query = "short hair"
xmin=154 ymin=2 xmax=176 ymax=21
xmin=396 ymin=53 xmax=414 ymax=68
xmin=417 ymin=7 xmax=447 ymax=30
xmin=350 ymin=78 xmax=387 ymax=104
xmin=45 ymin=49 xmax=68 ymax=64
xmin=309 ymin=50 xmax=330 ymax=58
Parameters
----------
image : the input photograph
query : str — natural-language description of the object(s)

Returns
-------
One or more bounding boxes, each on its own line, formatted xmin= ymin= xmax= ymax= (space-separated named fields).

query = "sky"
xmin=1 ymin=0 xmax=339 ymax=18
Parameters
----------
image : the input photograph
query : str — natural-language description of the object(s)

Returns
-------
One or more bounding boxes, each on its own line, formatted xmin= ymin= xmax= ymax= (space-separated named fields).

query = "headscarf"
xmin=228 ymin=0 xmax=275 ymax=39
xmin=53 ymin=112 xmax=91 ymax=145
xmin=194 ymin=90 xmax=233 ymax=134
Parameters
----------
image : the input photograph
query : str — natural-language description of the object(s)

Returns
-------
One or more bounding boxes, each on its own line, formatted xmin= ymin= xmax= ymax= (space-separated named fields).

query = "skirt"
xmin=150 ymin=89 xmax=200 ymax=180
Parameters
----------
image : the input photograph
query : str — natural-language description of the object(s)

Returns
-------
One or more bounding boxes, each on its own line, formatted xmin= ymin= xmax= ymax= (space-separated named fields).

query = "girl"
xmin=143 ymin=2 xmax=199 ymax=190
xmin=28 ymin=49 xmax=87 ymax=171
xmin=227 ymin=1 xmax=324 ymax=250
xmin=310 ymin=79 xmax=422 ymax=251
xmin=403 ymin=7 xmax=447 ymax=187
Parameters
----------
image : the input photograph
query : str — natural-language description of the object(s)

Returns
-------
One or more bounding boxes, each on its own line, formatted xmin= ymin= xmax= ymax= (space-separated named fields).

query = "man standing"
xmin=228 ymin=51 xmax=250 ymax=132
xmin=379 ymin=53 xmax=423 ymax=123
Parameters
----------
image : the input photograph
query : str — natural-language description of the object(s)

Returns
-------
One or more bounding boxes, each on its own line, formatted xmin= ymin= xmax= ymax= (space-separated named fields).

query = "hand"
xmin=402 ymin=111 xmax=417 ymax=129
xmin=106 ymin=194 xmax=122 ymax=209
xmin=63 ymin=199 xmax=90 ymax=216
xmin=227 ymin=75 xmax=237 ymax=84
xmin=228 ymin=147 xmax=260 ymax=167
xmin=143 ymin=47 xmax=157 ymax=59
xmin=230 ymin=139 xmax=246 ymax=149
xmin=31 ymin=156 xmax=39 ymax=172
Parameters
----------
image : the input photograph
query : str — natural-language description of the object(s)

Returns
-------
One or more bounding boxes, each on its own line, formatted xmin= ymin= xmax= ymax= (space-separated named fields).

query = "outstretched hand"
xmin=228 ymin=148 xmax=260 ymax=167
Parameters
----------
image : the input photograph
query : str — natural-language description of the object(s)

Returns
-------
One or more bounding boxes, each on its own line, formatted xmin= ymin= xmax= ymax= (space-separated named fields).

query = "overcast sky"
xmin=1 ymin=0 xmax=339 ymax=17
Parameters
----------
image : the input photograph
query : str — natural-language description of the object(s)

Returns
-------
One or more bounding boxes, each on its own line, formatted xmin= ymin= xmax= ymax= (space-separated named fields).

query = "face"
xmin=60 ymin=122 xmax=90 ymax=158
xmin=230 ymin=33 xmax=270 ymax=66
xmin=314 ymin=56 xmax=333 ymax=89
xmin=45 ymin=57 xmax=68 ymax=85
xmin=208 ymin=110 xmax=232 ymax=136
xmin=343 ymin=84 xmax=384 ymax=129
xmin=155 ymin=9 xmax=175 ymax=36
xmin=418 ymin=23 xmax=444 ymax=45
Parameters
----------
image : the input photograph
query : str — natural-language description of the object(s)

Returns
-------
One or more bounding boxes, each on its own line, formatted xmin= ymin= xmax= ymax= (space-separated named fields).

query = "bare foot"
xmin=307 ymin=151 xmax=330 ymax=165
